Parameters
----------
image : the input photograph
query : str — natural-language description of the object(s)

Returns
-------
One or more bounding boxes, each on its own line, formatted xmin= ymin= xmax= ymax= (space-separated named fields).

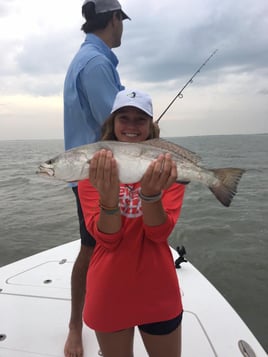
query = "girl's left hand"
xmin=140 ymin=153 xmax=177 ymax=196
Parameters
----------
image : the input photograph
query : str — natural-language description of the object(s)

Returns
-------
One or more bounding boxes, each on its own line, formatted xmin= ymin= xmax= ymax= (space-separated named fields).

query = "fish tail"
xmin=209 ymin=168 xmax=245 ymax=207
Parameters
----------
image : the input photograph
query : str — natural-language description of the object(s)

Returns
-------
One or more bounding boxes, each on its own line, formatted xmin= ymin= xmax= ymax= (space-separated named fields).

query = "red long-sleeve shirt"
xmin=78 ymin=180 xmax=185 ymax=332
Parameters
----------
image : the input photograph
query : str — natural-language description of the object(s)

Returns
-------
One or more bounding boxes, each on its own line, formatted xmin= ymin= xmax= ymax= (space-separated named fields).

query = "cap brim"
xmin=112 ymin=105 xmax=152 ymax=117
xmin=121 ymin=10 xmax=131 ymax=20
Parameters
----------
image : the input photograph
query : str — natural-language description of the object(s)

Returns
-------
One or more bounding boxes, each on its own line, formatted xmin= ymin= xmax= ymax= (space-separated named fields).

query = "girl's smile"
xmin=114 ymin=107 xmax=152 ymax=142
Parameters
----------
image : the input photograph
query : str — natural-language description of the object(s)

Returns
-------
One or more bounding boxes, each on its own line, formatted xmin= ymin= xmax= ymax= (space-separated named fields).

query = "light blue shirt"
xmin=64 ymin=33 xmax=124 ymax=152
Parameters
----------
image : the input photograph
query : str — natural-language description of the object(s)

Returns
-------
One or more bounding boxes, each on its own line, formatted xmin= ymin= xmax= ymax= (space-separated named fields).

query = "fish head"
xmin=37 ymin=158 xmax=56 ymax=178
xmin=37 ymin=155 xmax=66 ymax=180
xmin=37 ymin=151 xmax=90 ymax=182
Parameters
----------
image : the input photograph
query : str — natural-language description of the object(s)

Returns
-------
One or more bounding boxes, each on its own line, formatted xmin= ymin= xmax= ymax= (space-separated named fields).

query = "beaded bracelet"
xmin=138 ymin=190 xmax=162 ymax=203
xmin=99 ymin=201 xmax=120 ymax=215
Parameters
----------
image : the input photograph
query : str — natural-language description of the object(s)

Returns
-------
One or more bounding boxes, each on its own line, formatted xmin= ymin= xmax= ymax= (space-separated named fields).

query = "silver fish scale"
xmin=141 ymin=138 xmax=201 ymax=164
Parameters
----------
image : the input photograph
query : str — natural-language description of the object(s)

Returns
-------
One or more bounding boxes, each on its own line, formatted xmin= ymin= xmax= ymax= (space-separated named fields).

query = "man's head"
xmin=81 ymin=0 xmax=130 ymax=46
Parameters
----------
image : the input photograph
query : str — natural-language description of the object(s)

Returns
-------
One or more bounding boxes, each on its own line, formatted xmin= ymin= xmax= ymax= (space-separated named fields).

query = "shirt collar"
xmin=84 ymin=33 xmax=119 ymax=67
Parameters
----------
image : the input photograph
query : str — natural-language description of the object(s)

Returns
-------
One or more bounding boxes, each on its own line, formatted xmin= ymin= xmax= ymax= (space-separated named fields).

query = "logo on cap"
xmin=127 ymin=92 xmax=136 ymax=98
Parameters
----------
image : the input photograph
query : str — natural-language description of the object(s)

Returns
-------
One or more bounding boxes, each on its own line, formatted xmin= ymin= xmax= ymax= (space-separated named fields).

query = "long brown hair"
xmin=101 ymin=112 xmax=160 ymax=141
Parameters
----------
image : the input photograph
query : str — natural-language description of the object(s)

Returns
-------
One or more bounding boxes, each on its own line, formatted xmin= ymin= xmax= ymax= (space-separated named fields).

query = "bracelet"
xmin=99 ymin=201 xmax=120 ymax=215
xmin=139 ymin=190 xmax=162 ymax=203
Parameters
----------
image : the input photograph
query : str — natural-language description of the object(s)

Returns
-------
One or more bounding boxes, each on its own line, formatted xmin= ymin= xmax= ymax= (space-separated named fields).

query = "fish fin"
xmin=142 ymin=138 xmax=201 ymax=164
xmin=209 ymin=168 xmax=246 ymax=207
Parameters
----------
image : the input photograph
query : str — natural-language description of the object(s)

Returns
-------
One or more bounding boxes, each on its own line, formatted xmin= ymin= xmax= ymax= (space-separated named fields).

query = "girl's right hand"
xmin=89 ymin=149 xmax=120 ymax=206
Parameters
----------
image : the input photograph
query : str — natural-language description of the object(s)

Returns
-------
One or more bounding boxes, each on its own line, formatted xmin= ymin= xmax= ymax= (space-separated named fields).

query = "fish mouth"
xmin=36 ymin=165 xmax=55 ymax=177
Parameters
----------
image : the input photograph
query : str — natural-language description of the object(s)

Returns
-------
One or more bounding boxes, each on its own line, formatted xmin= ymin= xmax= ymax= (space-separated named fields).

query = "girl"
xmin=78 ymin=89 xmax=185 ymax=357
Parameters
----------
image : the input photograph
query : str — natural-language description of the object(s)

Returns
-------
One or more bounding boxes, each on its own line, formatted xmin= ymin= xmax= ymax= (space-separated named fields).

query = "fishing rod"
xmin=155 ymin=49 xmax=218 ymax=124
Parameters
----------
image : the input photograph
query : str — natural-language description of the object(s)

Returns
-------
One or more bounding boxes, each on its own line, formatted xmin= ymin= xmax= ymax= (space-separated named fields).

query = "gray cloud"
xmin=258 ymin=88 xmax=268 ymax=95
xmin=117 ymin=0 xmax=268 ymax=84
xmin=16 ymin=30 xmax=82 ymax=76
xmin=0 ymin=0 xmax=267 ymax=98
xmin=0 ymin=28 xmax=82 ymax=96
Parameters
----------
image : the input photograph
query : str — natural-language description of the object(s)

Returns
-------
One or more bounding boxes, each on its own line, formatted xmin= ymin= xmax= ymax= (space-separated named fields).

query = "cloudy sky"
xmin=0 ymin=0 xmax=267 ymax=140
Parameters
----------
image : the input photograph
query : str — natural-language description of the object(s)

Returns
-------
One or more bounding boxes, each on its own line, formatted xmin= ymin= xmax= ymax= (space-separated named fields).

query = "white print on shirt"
xmin=119 ymin=185 xmax=142 ymax=218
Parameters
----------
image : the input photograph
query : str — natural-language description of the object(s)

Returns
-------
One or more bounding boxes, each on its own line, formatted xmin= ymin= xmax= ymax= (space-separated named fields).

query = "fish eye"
xmin=45 ymin=159 xmax=53 ymax=165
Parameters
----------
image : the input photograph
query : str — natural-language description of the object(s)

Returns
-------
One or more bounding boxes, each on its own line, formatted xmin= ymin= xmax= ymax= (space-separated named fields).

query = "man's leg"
xmin=64 ymin=245 xmax=94 ymax=357
xmin=64 ymin=186 xmax=96 ymax=357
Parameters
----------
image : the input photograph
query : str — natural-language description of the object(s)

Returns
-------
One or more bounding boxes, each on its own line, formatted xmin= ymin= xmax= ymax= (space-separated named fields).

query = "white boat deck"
xmin=0 ymin=240 xmax=266 ymax=356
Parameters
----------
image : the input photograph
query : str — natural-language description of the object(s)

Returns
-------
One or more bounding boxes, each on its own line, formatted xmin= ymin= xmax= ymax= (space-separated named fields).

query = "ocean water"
xmin=0 ymin=134 xmax=267 ymax=352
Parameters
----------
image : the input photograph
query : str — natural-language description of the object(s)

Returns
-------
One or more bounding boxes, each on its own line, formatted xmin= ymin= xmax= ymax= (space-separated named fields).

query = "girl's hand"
xmin=140 ymin=153 xmax=177 ymax=196
xmin=89 ymin=149 xmax=119 ymax=205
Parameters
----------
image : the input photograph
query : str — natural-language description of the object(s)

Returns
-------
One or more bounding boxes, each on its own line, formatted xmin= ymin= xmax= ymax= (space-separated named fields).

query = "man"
xmin=63 ymin=1 xmax=130 ymax=356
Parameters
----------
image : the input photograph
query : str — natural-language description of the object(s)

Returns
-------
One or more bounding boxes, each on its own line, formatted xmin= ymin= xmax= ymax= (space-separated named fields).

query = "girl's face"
xmin=114 ymin=107 xmax=152 ymax=143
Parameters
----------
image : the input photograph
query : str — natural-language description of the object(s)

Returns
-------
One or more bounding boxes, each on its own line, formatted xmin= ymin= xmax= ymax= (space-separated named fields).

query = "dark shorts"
xmin=72 ymin=186 xmax=96 ymax=247
xmin=138 ymin=312 xmax=183 ymax=335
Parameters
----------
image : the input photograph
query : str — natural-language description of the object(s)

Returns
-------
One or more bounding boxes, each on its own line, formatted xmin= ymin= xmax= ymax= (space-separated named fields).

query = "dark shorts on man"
xmin=72 ymin=186 xmax=96 ymax=247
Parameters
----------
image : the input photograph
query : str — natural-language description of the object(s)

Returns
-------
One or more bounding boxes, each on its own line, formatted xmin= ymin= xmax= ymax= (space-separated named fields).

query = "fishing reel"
xmin=175 ymin=246 xmax=187 ymax=269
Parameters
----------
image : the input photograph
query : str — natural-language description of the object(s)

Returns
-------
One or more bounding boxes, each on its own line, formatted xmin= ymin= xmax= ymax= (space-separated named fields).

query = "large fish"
xmin=37 ymin=138 xmax=245 ymax=207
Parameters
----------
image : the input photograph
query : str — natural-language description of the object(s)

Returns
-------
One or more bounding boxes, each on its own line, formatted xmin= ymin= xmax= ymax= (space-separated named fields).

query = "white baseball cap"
xmin=83 ymin=0 xmax=130 ymax=20
xmin=111 ymin=89 xmax=153 ymax=117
